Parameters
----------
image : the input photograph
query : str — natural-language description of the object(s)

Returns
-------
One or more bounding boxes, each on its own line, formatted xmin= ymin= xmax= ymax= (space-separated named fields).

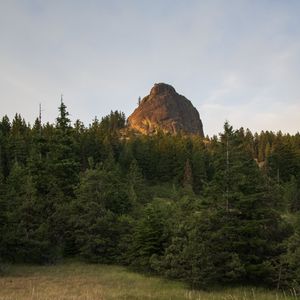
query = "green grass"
xmin=0 ymin=262 xmax=296 ymax=300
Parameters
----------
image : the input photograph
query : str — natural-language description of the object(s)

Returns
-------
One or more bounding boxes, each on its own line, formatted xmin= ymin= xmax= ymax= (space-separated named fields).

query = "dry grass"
xmin=0 ymin=262 xmax=296 ymax=300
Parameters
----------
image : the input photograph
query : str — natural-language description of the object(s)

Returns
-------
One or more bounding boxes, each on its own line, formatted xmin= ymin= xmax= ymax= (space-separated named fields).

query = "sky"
xmin=0 ymin=0 xmax=299 ymax=136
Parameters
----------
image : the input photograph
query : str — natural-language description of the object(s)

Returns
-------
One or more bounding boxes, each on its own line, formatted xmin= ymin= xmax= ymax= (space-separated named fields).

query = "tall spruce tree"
xmin=0 ymin=173 xmax=7 ymax=269
xmin=44 ymin=99 xmax=80 ymax=256
xmin=70 ymin=162 xmax=130 ymax=262
xmin=162 ymin=123 xmax=292 ymax=287
xmin=128 ymin=199 xmax=175 ymax=271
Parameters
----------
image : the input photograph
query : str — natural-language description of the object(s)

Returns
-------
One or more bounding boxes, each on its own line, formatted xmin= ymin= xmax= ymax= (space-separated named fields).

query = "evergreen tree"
xmin=281 ymin=214 xmax=300 ymax=291
xmin=0 ymin=173 xmax=7 ymax=269
xmin=284 ymin=176 xmax=300 ymax=212
xmin=4 ymin=162 xmax=58 ymax=262
xmin=268 ymin=140 xmax=299 ymax=183
xmin=183 ymin=159 xmax=193 ymax=189
xmin=56 ymin=98 xmax=71 ymax=131
xmin=0 ymin=104 xmax=299 ymax=290
xmin=70 ymin=164 xmax=129 ymax=262
xmin=0 ymin=116 xmax=11 ymax=177
xmin=128 ymin=199 xmax=175 ymax=271
xmin=9 ymin=114 xmax=30 ymax=166
xmin=50 ymin=99 xmax=80 ymax=197
xmin=190 ymin=139 xmax=208 ymax=194
xmin=127 ymin=159 xmax=148 ymax=207
xmin=165 ymin=123 xmax=291 ymax=287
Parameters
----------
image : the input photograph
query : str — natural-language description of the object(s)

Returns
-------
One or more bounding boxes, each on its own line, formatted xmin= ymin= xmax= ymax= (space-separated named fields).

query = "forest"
xmin=0 ymin=101 xmax=300 ymax=291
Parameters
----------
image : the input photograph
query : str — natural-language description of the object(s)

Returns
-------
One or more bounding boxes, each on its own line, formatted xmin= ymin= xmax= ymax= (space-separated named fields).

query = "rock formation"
xmin=127 ymin=83 xmax=204 ymax=137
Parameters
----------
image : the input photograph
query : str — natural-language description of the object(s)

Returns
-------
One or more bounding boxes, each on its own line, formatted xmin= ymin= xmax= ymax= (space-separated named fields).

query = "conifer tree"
xmin=0 ymin=173 xmax=7 ymax=268
xmin=0 ymin=116 xmax=11 ymax=177
xmin=127 ymin=159 xmax=148 ymax=207
xmin=128 ymin=199 xmax=175 ymax=270
xmin=70 ymin=164 xmax=126 ymax=262
xmin=183 ymin=159 xmax=193 ymax=189
xmin=166 ymin=123 xmax=291 ymax=287
xmin=49 ymin=98 xmax=80 ymax=197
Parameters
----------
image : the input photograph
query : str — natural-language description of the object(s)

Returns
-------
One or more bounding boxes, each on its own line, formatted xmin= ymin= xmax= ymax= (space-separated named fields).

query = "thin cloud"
xmin=0 ymin=1 xmax=299 ymax=136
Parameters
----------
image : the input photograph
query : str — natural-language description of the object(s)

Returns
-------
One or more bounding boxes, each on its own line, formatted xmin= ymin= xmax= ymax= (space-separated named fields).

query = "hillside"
xmin=0 ymin=103 xmax=299 ymax=293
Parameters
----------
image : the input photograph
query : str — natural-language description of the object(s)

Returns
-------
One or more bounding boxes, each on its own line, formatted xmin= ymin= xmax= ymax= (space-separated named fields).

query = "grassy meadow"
xmin=0 ymin=262 xmax=297 ymax=300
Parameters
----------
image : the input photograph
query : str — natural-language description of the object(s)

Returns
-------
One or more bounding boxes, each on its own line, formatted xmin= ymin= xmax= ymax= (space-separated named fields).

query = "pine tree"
xmin=70 ymin=164 xmax=126 ymax=262
xmin=49 ymin=99 xmax=80 ymax=197
xmin=285 ymin=176 xmax=300 ymax=212
xmin=268 ymin=139 xmax=298 ymax=183
xmin=128 ymin=199 xmax=175 ymax=270
xmin=0 ymin=173 xmax=7 ymax=269
xmin=183 ymin=159 xmax=193 ymax=189
xmin=0 ymin=116 xmax=11 ymax=177
xmin=190 ymin=139 xmax=208 ymax=194
xmin=174 ymin=123 xmax=291 ymax=287
xmin=56 ymin=97 xmax=71 ymax=131
xmin=127 ymin=159 xmax=148 ymax=207
xmin=9 ymin=114 xmax=30 ymax=165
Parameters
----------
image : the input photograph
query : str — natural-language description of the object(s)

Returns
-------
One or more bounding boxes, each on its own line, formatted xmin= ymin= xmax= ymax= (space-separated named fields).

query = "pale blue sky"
xmin=1 ymin=0 xmax=299 ymax=136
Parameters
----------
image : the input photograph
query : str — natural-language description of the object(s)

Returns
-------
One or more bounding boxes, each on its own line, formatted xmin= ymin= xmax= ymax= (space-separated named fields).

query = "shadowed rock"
xmin=127 ymin=83 xmax=204 ymax=137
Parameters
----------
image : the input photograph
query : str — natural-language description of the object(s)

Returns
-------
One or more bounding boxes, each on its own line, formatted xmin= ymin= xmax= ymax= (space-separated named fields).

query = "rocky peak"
xmin=127 ymin=83 xmax=204 ymax=137
xmin=150 ymin=83 xmax=176 ymax=96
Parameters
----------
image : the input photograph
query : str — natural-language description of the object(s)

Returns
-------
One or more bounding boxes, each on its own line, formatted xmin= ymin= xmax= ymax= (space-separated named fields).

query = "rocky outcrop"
xmin=127 ymin=83 xmax=204 ymax=137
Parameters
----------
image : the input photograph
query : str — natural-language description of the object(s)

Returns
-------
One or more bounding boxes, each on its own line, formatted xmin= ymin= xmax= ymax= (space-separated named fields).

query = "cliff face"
xmin=127 ymin=83 xmax=204 ymax=137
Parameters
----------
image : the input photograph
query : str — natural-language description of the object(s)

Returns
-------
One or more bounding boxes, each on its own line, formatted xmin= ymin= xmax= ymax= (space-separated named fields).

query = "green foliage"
xmin=4 ymin=163 xmax=60 ymax=263
xmin=128 ymin=199 xmax=175 ymax=271
xmin=1 ymin=102 xmax=300 ymax=291
xmin=268 ymin=140 xmax=299 ymax=183
xmin=0 ymin=173 xmax=7 ymax=270
xmin=280 ymin=214 xmax=300 ymax=292
xmin=69 ymin=162 xmax=132 ymax=262
xmin=56 ymin=99 xmax=71 ymax=131
xmin=183 ymin=159 xmax=193 ymax=188
xmin=100 ymin=110 xmax=126 ymax=134
xmin=155 ymin=124 xmax=292 ymax=288
xmin=284 ymin=176 xmax=300 ymax=212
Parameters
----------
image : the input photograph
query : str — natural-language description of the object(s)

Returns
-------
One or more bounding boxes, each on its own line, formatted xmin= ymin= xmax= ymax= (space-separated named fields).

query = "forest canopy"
xmin=0 ymin=101 xmax=300 ymax=290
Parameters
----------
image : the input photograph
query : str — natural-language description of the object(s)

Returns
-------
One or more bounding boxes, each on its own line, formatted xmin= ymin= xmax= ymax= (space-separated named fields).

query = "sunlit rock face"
xmin=127 ymin=83 xmax=204 ymax=137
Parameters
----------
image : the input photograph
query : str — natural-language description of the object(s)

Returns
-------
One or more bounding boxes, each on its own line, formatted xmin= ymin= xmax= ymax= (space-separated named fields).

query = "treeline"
xmin=0 ymin=101 xmax=300 ymax=290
